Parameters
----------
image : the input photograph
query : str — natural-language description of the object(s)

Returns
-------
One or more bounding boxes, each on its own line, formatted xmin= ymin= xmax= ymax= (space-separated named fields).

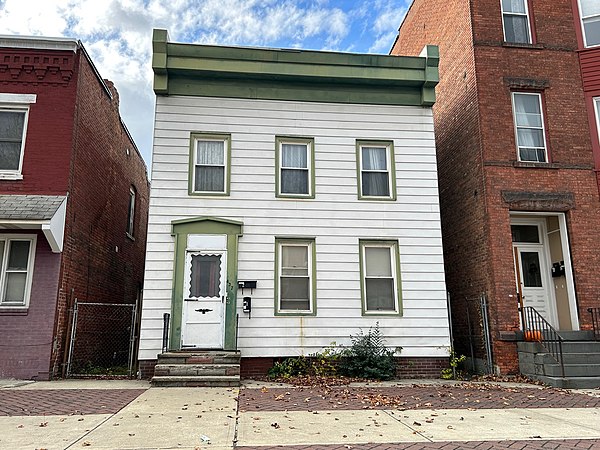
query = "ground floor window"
xmin=360 ymin=240 xmax=402 ymax=315
xmin=0 ymin=235 xmax=36 ymax=307
xmin=275 ymin=238 xmax=316 ymax=315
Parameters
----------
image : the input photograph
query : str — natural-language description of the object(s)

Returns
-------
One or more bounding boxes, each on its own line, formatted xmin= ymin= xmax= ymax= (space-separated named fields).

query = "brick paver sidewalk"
xmin=239 ymin=384 xmax=600 ymax=411
xmin=238 ymin=440 xmax=600 ymax=449
xmin=0 ymin=389 xmax=146 ymax=416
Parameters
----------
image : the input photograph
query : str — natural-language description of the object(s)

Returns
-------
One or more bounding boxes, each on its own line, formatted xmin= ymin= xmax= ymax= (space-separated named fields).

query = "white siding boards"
xmin=139 ymin=29 xmax=450 ymax=363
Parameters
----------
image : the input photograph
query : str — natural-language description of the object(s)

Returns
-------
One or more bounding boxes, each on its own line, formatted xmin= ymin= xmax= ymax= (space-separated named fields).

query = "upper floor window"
xmin=189 ymin=133 xmax=231 ymax=196
xmin=276 ymin=137 xmax=315 ymax=198
xmin=512 ymin=92 xmax=547 ymax=163
xmin=127 ymin=187 xmax=136 ymax=238
xmin=579 ymin=0 xmax=600 ymax=47
xmin=0 ymin=236 xmax=36 ymax=308
xmin=594 ymin=97 xmax=600 ymax=143
xmin=0 ymin=94 xmax=36 ymax=180
xmin=501 ymin=0 xmax=532 ymax=44
xmin=356 ymin=140 xmax=396 ymax=200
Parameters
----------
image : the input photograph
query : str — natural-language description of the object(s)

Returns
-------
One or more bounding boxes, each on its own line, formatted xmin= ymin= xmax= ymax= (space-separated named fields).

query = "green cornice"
xmin=152 ymin=29 xmax=439 ymax=107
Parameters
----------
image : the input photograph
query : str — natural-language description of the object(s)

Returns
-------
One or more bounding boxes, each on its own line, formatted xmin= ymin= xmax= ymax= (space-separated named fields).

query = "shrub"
xmin=440 ymin=349 xmax=466 ymax=380
xmin=267 ymin=356 xmax=309 ymax=379
xmin=339 ymin=323 xmax=396 ymax=380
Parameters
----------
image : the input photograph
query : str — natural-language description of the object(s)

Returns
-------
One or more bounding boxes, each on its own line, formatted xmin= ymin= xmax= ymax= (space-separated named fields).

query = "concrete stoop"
xmin=518 ymin=331 xmax=600 ymax=388
xmin=151 ymin=351 xmax=241 ymax=387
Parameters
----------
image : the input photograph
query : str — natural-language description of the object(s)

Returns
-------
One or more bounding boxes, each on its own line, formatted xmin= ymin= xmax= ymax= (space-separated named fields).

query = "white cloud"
xmin=0 ymin=0 xmax=408 ymax=168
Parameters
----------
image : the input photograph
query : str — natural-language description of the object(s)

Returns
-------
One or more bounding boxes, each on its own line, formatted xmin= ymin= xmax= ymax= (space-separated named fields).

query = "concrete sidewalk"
xmin=0 ymin=379 xmax=598 ymax=449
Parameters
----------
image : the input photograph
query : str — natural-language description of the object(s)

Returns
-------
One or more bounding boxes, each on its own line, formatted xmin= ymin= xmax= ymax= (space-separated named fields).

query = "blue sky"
xmin=0 ymin=0 xmax=411 ymax=170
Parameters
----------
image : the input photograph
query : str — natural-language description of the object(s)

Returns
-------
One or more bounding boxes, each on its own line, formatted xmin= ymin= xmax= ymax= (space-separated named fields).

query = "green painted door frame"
xmin=169 ymin=216 xmax=243 ymax=351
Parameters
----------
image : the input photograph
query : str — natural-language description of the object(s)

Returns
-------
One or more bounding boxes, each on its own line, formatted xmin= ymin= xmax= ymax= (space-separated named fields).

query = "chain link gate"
xmin=67 ymin=301 xmax=137 ymax=377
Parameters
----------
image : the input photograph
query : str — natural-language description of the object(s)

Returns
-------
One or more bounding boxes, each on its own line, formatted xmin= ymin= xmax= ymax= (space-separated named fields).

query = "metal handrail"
xmin=235 ymin=313 xmax=240 ymax=351
xmin=589 ymin=308 xmax=600 ymax=341
xmin=520 ymin=306 xmax=565 ymax=378
xmin=162 ymin=313 xmax=170 ymax=353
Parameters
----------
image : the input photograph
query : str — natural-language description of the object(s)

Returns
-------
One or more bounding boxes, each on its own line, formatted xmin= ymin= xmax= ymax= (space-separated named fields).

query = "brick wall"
xmin=0 ymin=47 xmax=76 ymax=194
xmin=138 ymin=359 xmax=158 ymax=379
xmin=0 ymin=231 xmax=61 ymax=380
xmin=50 ymin=50 xmax=150 ymax=377
xmin=239 ymin=357 xmax=449 ymax=379
xmin=393 ymin=0 xmax=600 ymax=374
xmin=392 ymin=0 xmax=490 ymax=365
xmin=0 ymin=43 xmax=149 ymax=380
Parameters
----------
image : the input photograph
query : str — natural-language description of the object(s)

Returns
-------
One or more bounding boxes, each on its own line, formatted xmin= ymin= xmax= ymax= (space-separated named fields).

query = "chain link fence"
xmin=67 ymin=301 xmax=137 ymax=377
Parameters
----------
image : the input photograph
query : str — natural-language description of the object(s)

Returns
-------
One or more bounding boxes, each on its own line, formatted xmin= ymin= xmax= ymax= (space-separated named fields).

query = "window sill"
xmin=0 ymin=173 xmax=24 ymax=181
xmin=188 ymin=191 xmax=230 ymax=197
xmin=126 ymin=232 xmax=135 ymax=241
xmin=502 ymin=42 xmax=544 ymax=50
xmin=0 ymin=306 xmax=28 ymax=315
xmin=275 ymin=311 xmax=316 ymax=317
xmin=363 ymin=310 xmax=401 ymax=316
xmin=276 ymin=194 xmax=315 ymax=200
xmin=358 ymin=196 xmax=396 ymax=201
xmin=513 ymin=161 xmax=560 ymax=169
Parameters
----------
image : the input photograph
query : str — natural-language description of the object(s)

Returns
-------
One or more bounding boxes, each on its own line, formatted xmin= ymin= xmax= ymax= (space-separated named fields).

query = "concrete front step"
xmin=555 ymin=330 xmax=595 ymax=341
xmin=528 ymin=375 xmax=600 ymax=389
xmin=154 ymin=363 xmax=240 ymax=377
xmin=535 ymin=363 xmax=600 ymax=378
xmin=151 ymin=375 xmax=240 ymax=387
xmin=518 ymin=341 xmax=600 ymax=354
xmin=157 ymin=351 xmax=241 ymax=365
xmin=534 ymin=352 xmax=600 ymax=365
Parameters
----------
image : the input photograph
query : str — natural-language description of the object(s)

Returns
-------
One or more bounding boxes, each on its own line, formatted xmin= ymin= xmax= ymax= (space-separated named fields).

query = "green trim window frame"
xmin=500 ymin=0 xmax=532 ymax=44
xmin=356 ymin=140 xmax=396 ymax=201
xmin=578 ymin=0 xmax=600 ymax=48
xmin=188 ymin=133 xmax=231 ymax=196
xmin=511 ymin=92 xmax=548 ymax=163
xmin=275 ymin=136 xmax=315 ymax=198
xmin=0 ymin=235 xmax=37 ymax=308
xmin=274 ymin=238 xmax=317 ymax=316
xmin=359 ymin=240 xmax=402 ymax=316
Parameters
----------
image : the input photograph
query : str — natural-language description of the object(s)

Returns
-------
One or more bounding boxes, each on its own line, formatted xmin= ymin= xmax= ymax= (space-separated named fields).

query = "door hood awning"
xmin=0 ymin=195 xmax=67 ymax=253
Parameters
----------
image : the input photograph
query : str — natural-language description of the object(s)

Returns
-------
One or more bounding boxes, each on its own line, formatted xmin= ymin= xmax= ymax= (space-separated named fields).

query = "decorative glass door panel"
xmin=181 ymin=251 xmax=226 ymax=348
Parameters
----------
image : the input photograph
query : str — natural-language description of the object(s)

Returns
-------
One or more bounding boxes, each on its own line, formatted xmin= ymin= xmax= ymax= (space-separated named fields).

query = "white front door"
xmin=181 ymin=250 xmax=226 ymax=349
xmin=515 ymin=245 xmax=557 ymax=326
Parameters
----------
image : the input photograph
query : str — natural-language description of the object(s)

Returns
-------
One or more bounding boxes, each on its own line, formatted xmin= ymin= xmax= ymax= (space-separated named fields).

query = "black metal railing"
xmin=235 ymin=313 xmax=240 ymax=351
xmin=162 ymin=313 xmax=170 ymax=353
xmin=521 ymin=306 xmax=565 ymax=378
xmin=589 ymin=308 xmax=600 ymax=341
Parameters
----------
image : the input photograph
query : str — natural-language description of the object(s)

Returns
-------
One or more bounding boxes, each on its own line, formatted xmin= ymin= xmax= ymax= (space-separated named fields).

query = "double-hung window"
xmin=501 ymin=0 xmax=532 ymax=44
xmin=275 ymin=239 xmax=316 ymax=315
xmin=0 ymin=236 xmax=36 ymax=308
xmin=595 ymin=98 xmax=600 ymax=143
xmin=578 ymin=0 xmax=600 ymax=48
xmin=360 ymin=240 xmax=401 ymax=315
xmin=512 ymin=92 xmax=547 ymax=163
xmin=357 ymin=141 xmax=396 ymax=200
xmin=0 ymin=93 xmax=36 ymax=179
xmin=276 ymin=137 xmax=314 ymax=198
xmin=127 ymin=187 xmax=136 ymax=238
xmin=189 ymin=133 xmax=230 ymax=195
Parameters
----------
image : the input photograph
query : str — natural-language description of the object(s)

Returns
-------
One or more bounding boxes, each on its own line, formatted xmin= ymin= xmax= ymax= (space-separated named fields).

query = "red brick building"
xmin=0 ymin=35 xmax=149 ymax=380
xmin=392 ymin=0 xmax=600 ymax=375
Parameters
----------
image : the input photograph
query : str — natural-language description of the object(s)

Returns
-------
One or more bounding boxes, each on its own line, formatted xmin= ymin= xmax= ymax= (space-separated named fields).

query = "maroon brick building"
xmin=0 ymin=35 xmax=149 ymax=380
xmin=392 ymin=0 xmax=600 ymax=374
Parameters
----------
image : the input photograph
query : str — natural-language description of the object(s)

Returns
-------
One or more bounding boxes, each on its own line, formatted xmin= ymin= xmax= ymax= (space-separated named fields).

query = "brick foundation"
xmin=241 ymin=357 xmax=449 ymax=379
xmin=138 ymin=359 xmax=157 ymax=379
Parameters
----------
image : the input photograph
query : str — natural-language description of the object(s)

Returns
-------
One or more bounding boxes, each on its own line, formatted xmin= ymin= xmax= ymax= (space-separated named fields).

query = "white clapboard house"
xmin=139 ymin=29 xmax=450 ymax=384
